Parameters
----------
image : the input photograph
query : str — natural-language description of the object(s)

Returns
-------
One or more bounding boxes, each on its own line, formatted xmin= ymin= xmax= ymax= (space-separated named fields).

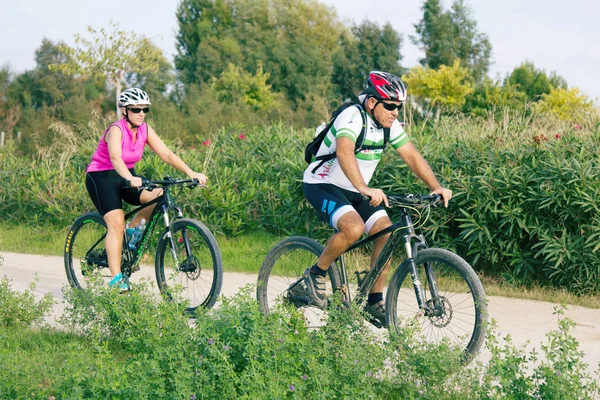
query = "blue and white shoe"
xmin=109 ymin=273 xmax=130 ymax=292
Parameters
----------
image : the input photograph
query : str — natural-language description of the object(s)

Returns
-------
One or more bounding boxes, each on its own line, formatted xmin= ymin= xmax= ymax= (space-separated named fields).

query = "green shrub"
xmin=3 ymin=111 xmax=600 ymax=294
xmin=0 ymin=273 xmax=53 ymax=329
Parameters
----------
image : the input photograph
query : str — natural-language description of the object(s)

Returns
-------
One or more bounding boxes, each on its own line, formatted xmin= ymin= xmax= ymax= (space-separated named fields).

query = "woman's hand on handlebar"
xmin=188 ymin=171 xmax=208 ymax=186
xmin=128 ymin=176 xmax=143 ymax=188
xmin=430 ymin=187 xmax=452 ymax=207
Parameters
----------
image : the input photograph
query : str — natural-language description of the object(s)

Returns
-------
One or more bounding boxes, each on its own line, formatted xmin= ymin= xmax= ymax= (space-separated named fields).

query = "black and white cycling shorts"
xmin=303 ymin=183 xmax=387 ymax=233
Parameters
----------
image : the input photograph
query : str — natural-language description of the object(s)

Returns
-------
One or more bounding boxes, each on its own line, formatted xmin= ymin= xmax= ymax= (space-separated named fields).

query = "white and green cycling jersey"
xmin=303 ymin=105 xmax=410 ymax=192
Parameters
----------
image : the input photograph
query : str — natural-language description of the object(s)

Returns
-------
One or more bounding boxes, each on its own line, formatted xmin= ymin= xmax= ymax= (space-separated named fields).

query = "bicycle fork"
xmin=404 ymin=234 xmax=442 ymax=317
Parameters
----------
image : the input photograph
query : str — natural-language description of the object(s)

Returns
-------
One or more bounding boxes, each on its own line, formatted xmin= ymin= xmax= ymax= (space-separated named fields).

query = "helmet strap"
xmin=123 ymin=108 xmax=141 ymax=128
xmin=363 ymin=97 xmax=384 ymax=129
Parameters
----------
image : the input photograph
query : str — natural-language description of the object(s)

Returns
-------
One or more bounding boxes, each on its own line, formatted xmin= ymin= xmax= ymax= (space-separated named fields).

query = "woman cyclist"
xmin=85 ymin=88 xmax=207 ymax=291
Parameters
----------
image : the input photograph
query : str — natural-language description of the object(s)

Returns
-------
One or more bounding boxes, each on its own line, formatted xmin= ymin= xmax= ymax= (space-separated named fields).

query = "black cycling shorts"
xmin=85 ymin=169 xmax=145 ymax=216
xmin=303 ymin=183 xmax=387 ymax=231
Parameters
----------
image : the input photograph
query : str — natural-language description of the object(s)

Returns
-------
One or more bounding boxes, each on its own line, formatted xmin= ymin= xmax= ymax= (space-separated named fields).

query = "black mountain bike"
xmin=64 ymin=177 xmax=223 ymax=311
xmin=257 ymin=194 xmax=487 ymax=363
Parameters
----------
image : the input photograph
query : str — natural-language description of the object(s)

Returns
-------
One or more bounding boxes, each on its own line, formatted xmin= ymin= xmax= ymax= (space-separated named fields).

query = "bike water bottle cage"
xmin=309 ymin=104 xmax=390 ymax=174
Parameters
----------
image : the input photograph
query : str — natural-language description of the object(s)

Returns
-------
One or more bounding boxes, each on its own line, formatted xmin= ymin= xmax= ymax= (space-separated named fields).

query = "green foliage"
xmin=4 ymin=111 xmax=600 ymax=294
xmin=412 ymin=0 xmax=492 ymax=83
xmin=332 ymin=21 xmax=404 ymax=100
xmin=175 ymin=0 xmax=344 ymax=106
xmin=210 ymin=62 xmax=281 ymax=111
xmin=50 ymin=21 xmax=168 ymax=115
xmin=0 ymin=273 xmax=53 ymax=329
xmin=535 ymin=87 xmax=595 ymax=123
xmin=506 ymin=61 xmax=568 ymax=103
xmin=2 ymin=280 xmax=599 ymax=398
xmin=463 ymin=77 xmax=527 ymax=117
xmin=403 ymin=59 xmax=474 ymax=117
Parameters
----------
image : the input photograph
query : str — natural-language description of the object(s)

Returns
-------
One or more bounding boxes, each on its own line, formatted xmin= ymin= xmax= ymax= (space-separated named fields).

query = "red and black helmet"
xmin=361 ymin=71 xmax=407 ymax=102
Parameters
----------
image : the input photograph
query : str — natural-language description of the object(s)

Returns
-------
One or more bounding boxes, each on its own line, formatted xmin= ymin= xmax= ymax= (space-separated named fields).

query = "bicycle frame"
xmin=335 ymin=207 xmax=434 ymax=312
xmin=118 ymin=185 xmax=186 ymax=276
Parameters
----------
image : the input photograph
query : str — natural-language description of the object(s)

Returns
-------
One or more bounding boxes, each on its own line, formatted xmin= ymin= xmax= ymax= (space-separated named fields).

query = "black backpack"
xmin=304 ymin=102 xmax=390 ymax=174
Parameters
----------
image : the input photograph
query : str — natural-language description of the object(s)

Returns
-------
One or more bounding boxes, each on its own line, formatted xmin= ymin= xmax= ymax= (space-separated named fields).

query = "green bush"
xmin=2 ymin=112 xmax=600 ymax=294
xmin=0 ymin=271 xmax=53 ymax=329
xmin=1 ymin=281 xmax=598 ymax=399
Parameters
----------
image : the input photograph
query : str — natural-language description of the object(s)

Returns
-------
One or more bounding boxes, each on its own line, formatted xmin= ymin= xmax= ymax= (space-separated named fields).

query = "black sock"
xmin=310 ymin=264 xmax=327 ymax=277
xmin=367 ymin=292 xmax=383 ymax=305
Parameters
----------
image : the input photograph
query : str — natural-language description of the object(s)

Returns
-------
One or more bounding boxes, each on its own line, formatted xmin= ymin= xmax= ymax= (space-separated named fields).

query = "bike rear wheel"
xmin=386 ymin=248 xmax=486 ymax=364
xmin=257 ymin=236 xmax=344 ymax=329
xmin=155 ymin=218 xmax=223 ymax=312
xmin=64 ymin=212 xmax=110 ymax=290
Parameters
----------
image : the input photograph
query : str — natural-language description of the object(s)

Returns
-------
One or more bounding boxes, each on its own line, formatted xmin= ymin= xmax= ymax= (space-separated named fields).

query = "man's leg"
xmin=368 ymin=216 xmax=393 ymax=294
xmin=303 ymin=211 xmax=364 ymax=307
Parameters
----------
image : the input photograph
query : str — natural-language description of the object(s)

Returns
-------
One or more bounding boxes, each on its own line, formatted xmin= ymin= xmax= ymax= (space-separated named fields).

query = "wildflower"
xmin=202 ymin=140 xmax=212 ymax=146
xmin=556 ymin=370 xmax=562 ymax=376
xmin=302 ymin=375 xmax=307 ymax=380
xmin=555 ymin=134 xmax=561 ymax=139
xmin=277 ymin=339 xmax=283 ymax=343
xmin=191 ymin=395 xmax=197 ymax=400
xmin=178 ymin=237 xmax=184 ymax=243
xmin=208 ymin=338 xmax=214 ymax=345
xmin=574 ymin=124 xmax=582 ymax=130
xmin=224 ymin=344 xmax=230 ymax=351
xmin=366 ymin=372 xmax=373 ymax=377
xmin=239 ymin=134 xmax=246 ymax=140
xmin=289 ymin=384 xmax=295 ymax=392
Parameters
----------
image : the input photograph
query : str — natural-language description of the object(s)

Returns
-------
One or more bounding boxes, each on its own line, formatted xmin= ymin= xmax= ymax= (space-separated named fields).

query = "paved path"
xmin=2 ymin=251 xmax=599 ymax=374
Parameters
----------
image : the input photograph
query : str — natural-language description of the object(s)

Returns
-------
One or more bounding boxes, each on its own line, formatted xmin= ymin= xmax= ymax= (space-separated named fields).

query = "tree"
xmin=535 ymin=87 xmax=595 ymax=122
xmin=506 ymin=61 xmax=567 ymax=102
xmin=50 ymin=21 xmax=167 ymax=116
xmin=332 ymin=21 xmax=404 ymax=101
xmin=462 ymin=77 xmax=526 ymax=116
xmin=210 ymin=62 xmax=280 ymax=112
xmin=412 ymin=0 xmax=491 ymax=83
xmin=403 ymin=59 xmax=474 ymax=120
xmin=175 ymin=0 xmax=343 ymax=106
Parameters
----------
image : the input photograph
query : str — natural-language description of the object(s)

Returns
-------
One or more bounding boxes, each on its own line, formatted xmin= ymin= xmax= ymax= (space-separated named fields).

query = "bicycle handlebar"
xmin=123 ymin=176 xmax=205 ymax=191
xmin=362 ymin=193 xmax=442 ymax=208
xmin=387 ymin=193 xmax=442 ymax=207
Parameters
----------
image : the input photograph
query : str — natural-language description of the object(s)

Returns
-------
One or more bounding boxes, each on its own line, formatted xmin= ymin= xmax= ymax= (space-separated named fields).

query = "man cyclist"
xmin=302 ymin=71 xmax=452 ymax=326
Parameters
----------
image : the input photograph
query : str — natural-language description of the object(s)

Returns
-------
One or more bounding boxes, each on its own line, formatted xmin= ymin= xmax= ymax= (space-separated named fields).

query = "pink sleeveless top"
xmin=87 ymin=119 xmax=148 ymax=172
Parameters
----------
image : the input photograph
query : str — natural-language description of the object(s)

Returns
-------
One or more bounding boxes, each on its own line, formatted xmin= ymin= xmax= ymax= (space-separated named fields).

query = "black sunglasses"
xmin=128 ymin=107 xmax=150 ymax=114
xmin=380 ymin=102 xmax=403 ymax=111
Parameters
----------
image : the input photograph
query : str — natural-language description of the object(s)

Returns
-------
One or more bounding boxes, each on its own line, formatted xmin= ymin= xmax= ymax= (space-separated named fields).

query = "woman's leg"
xmin=128 ymin=188 xmax=163 ymax=227
xmin=103 ymin=209 xmax=126 ymax=278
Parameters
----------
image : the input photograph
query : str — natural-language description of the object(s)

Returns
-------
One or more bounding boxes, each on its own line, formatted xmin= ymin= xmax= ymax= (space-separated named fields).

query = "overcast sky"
xmin=1 ymin=0 xmax=598 ymax=103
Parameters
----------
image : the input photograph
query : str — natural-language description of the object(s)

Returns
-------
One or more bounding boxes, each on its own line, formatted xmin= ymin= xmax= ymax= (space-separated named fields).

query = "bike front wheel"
xmin=64 ymin=212 xmax=110 ymax=290
xmin=257 ymin=236 xmax=345 ymax=329
xmin=386 ymin=248 xmax=487 ymax=364
xmin=155 ymin=218 xmax=223 ymax=312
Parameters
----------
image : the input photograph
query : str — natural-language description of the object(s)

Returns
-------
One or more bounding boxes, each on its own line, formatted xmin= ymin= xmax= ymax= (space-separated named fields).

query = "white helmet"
xmin=118 ymin=88 xmax=151 ymax=108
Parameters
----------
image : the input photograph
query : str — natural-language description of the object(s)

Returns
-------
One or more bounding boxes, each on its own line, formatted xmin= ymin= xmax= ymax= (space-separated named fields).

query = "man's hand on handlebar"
xmin=429 ymin=187 xmax=452 ymax=207
xmin=361 ymin=187 xmax=389 ymax=208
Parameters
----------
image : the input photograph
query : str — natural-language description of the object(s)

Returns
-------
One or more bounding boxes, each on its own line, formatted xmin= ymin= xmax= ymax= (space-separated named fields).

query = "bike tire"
xmin=257 ymin=236 xmax=344 ymax=327
xmin=386 ymin=248 xmax=487 ymax=364
xmin=155 ymin=218 xmax=223 ymax=312
xmin=64 ymin=211 xmax=110 ymax=290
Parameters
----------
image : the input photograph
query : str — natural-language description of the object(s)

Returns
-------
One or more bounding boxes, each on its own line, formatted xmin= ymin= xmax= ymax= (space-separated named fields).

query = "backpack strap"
xmin=310 ymin=105 xmax=389 ymax=174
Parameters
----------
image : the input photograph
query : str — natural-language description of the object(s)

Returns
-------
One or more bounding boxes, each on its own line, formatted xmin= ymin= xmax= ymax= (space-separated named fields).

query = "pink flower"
xmin=202 ymin=140 xmax=212 ymax=146
xmin=239 ymin=134 xmax=246 ymax=140
xmin=574 ymin=124 xmax=582 ymax=130
xmin=555 ymin=134 xmax=561 ymax=139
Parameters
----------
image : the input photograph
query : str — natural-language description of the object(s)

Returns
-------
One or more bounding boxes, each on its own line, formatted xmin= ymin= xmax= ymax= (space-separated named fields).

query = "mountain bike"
xmin=257 ymin=193 xmax=487 ymax=363
xmin=64 ymin=177 xmax=223 ymax=311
